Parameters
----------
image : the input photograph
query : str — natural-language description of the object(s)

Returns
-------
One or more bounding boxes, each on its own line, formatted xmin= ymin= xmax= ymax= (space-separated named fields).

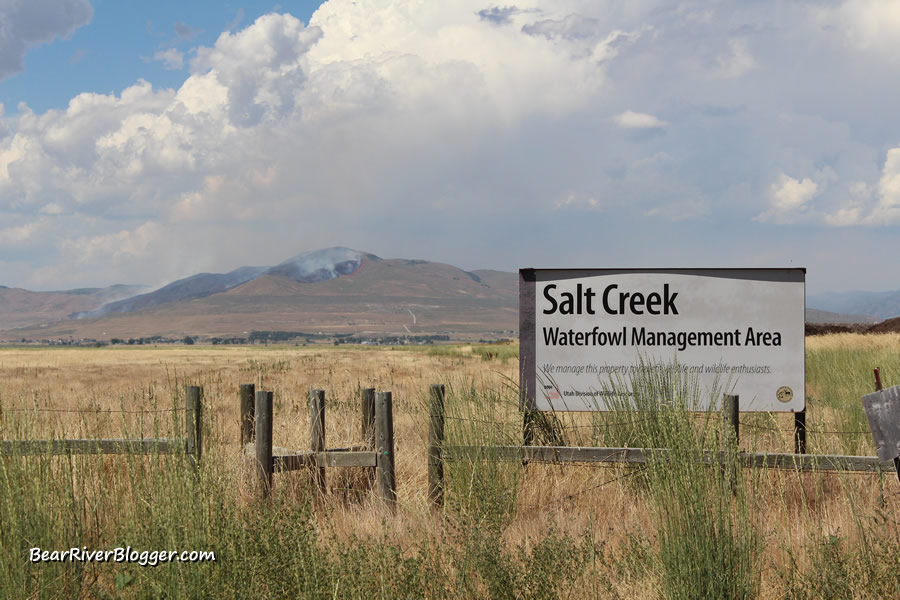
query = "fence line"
xmin=1 ymin=385 xmax=202 ymax=465
xmin=241 ymin=384 xmax=397 ymax=510
xmin=427 ymin=386 xmax=896 ymax=509
xmin=0 ymin=407 xmax=182 ymax=414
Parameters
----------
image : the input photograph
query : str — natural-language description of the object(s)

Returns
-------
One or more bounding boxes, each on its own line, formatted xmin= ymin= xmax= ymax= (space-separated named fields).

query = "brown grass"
xmin=2 ymin=340 xmax=899 ymax=598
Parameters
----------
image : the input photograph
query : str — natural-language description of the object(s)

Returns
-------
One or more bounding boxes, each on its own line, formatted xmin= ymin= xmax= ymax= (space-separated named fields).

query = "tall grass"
xmin=1 ymin=340 xmax=899 ymax=598
xmin=600 ymin=360 xmax=762 ymax=599
xmin=805 ymin=333 xmax=900 ymax=455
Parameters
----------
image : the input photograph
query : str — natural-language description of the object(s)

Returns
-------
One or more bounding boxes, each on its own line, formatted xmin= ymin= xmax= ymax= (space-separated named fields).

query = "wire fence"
xmin=0 ymin=406 xmax=183 ymax=414
xmin=441 ymin=413 xmax=872 ymax=438
xmin=739 ymin=419 xmax=869 ymax=436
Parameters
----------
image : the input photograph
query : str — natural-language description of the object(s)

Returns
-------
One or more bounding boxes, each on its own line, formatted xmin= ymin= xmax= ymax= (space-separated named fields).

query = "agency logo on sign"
xmin=776 ymin=386 xmax=793 ymax=403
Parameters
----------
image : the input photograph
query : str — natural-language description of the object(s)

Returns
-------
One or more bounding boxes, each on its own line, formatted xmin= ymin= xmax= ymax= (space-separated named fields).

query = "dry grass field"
xmin=1 ymin=336 xmax=899 ymax=598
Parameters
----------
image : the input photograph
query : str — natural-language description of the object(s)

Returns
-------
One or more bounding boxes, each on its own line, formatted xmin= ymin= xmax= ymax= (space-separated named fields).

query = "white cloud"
xmin=0 ymin=220 xmax=44 ymax=246
xmin=154 ymin=48 xmax=184 ymax=70
xmin=554 ymin=193 xmax=604 ymax=211
xmin=866 ymin=147 xmax=900 ymax=224
xmin=712 ymin=38 xmax=756 ymax=79
xmin=755 ymin=174 xmax=820 ymax=223
xmin=613 ymin=110 xmax=667 ymax=129
xmin=61 ymin=221 xmax=162 ymax=265
xmin=824 ymin=182 xmax=870 ymax=226
xmin=0 ymin=0 xmax=93 ymax=80
xmin=192 ymin=13 xmax=322 ymax=127
xmin=2 ymin=1 xmax=900 ymax=291
xmin=819 ymin=0 xmax=900 ymax=55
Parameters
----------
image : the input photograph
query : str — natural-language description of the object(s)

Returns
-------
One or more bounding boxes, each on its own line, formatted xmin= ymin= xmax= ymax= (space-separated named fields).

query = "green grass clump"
xmin=600 ymin=360 xmax=762 ymax=600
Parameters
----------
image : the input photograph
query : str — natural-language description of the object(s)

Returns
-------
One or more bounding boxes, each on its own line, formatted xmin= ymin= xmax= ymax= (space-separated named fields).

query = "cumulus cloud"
xmin=756 ymin=174 xmax=820 ymax=223
xmin=191 ymin=14 xmax=321 ymax=126
xmin=824 ymin=182 xmax=870 ymax=226
xmin=0 ymin=0 xmax=93 ymax=81
xmin=818 ymin=0 xmax=900 ymax=54
xmin=0 ymin=220 xmax=44 ymax=246
xmin=614 ymin=110 xmax=667 ymax=129
xmin=2 ymin=1 xmax=900 ymax=291
xmin=866 ymin=147 xmax=900 ymax=224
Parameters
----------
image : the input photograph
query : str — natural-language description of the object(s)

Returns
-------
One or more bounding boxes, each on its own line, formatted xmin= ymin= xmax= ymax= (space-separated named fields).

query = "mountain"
xmin=3 ymin=249 xmax=518 ymax=339
xmin=71 ymin=247 xmax=369 ymax=319
xmin=0 ymin=284 xmax=147 ymax=331
xmin=10 ymin=251 xmax=894 ymax=341
xmin=807 ymin=290 xmax=900 ymax=321
xmin=72 ymin=266 xmax=267 ymax=318
xmin=805 ymin=308 xmax=878 ymax=325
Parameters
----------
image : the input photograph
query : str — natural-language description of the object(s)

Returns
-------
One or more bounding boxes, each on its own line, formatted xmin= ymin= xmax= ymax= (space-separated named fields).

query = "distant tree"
xmin=183 ymin=336 xmax=195 ymax=345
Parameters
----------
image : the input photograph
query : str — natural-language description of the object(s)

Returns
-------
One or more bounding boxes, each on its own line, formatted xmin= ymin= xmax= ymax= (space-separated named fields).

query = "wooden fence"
xmin=240 ymin=384 xmax=396 ymax=509
xmin=1 ymin=385 xmax=202 ymax=467
xmin=426 ymin=384 xmax=898 ymax=508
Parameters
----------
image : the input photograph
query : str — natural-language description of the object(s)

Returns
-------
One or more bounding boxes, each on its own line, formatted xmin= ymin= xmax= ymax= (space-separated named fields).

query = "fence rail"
xmin=443 ymin=445 xmax=897 ymax=472
xmin=0 ymin=385 xmax=202 ymax=465
xmin=428 ymin=385 xmax=897 ymax=507
xmin=1 ymin=438 xmax=185 ymax=456
xmin=241 ymin=384 xmax=396 ymax=509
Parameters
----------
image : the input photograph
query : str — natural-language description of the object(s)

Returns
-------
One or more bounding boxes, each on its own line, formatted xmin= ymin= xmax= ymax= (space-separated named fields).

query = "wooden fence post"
xmin=522 ymin=409 xmax=535 ymax=466
xmin=185 ymin=385 xmax=202 ymax=467
xmin=309 ymin=389 xmax=326 ymax=496
xmin=240 ymin=383 xmax=255 ymax=447
xmin=375 ymin=391 xmax=396 ymax=510
xmin=361 ymin=387 xmax=376 ymax=488
xmin=255 ymin=390 xmax=273 ymax=499
xmin=794 ymin=410 xmax=807 ymax=454
xmin=361 ymin=388 xmax=376 ymax=449
xmin=725 ymin=394 xmax=740 ymax=445
xmin=428 ymin=384 xmax=445 ymax=508
xmin=723 ymin=394 xmax=739 ymax=494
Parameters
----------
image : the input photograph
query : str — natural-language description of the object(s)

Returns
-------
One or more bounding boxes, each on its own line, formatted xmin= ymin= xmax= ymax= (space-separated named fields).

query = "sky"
xmin=1 ymin=0 xmax=900 ymax=294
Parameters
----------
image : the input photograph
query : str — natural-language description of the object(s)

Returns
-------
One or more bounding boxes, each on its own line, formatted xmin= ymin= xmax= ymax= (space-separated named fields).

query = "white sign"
xmin=519 ymin=269 xmax=805 ymax=412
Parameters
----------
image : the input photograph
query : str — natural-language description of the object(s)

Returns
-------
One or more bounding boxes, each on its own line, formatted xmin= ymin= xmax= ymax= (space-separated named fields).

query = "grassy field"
xmin=1 ymin=336 xmax=899 ymax=599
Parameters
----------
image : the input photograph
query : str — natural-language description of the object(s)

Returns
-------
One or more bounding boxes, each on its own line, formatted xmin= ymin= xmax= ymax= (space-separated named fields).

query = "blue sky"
xmin=1 ymin=1 xmax=900 ymax=294
xmin=0 ymin=2 xmax=324 ymax=113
